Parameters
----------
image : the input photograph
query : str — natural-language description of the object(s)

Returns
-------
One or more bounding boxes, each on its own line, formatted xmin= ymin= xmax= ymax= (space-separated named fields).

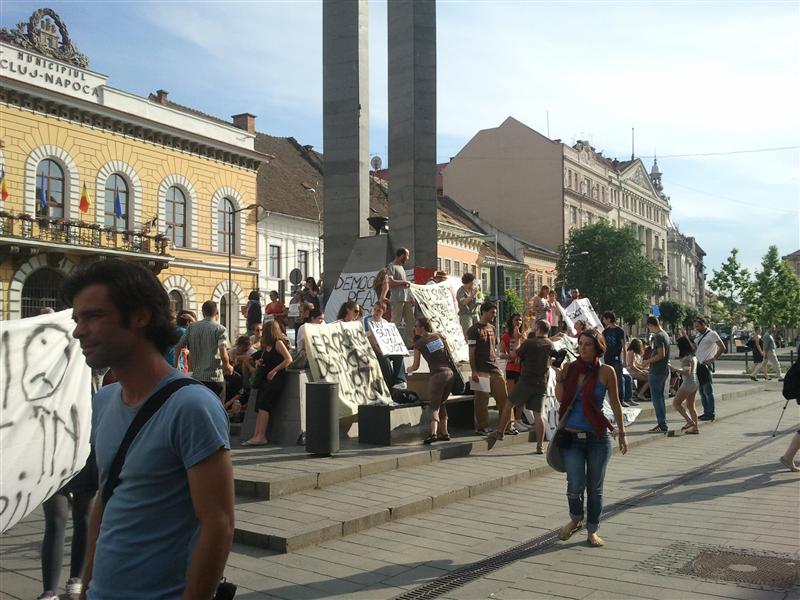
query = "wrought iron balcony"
xmin=0 ymin=211 xmax=171 ymax=256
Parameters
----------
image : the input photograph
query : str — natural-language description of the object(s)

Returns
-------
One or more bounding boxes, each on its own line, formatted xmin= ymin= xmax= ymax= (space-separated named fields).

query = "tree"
xmin=556 ymin=222 xmax=660 ymax=324
xmin=658 ymin=300 xmax=686 ymax=333
xmin=682 ymin=305 xmax=701 ymax=331
xmin=502 ymin=287 xmax=524 ymax=320
xmin=745 ymin=246 xmax=800 ymax=327
xmin=707 ymin=248 xmax=751 ymax=326
xmin=705 ymin=297 xmax=730 ymax=326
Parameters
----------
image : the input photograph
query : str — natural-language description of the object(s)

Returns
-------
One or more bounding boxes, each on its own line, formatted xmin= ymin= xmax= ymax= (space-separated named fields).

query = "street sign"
xmin=651 ymin=304 xmax=661 ymax=317
xmin=289 ymin=268 xmax=303 ymax=286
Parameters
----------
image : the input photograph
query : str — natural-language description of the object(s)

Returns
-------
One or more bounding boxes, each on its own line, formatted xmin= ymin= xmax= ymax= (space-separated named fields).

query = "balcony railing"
xmin=0 ymin=212 xmax=170 ymax=255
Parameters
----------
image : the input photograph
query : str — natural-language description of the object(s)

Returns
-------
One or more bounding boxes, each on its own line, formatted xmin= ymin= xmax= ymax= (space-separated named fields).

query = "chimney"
xmin=155 ymin=89 xmax=169 ymax=105
xmin=232 ymin=113 xmax=256 ymax=134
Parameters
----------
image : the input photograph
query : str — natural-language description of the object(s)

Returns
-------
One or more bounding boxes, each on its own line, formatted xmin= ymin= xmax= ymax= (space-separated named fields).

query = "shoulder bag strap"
xmin=102 ymin=378 xmax=201 ymax=505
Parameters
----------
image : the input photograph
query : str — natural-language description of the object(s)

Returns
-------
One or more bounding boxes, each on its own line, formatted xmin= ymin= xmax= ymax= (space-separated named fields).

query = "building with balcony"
xmin=667 ymin=225 xmax=706 ymax=311
xmin=0 ymin=9 xmax=267 ymax=335
xmin=442 ymin=117 xmax=671 ymax=283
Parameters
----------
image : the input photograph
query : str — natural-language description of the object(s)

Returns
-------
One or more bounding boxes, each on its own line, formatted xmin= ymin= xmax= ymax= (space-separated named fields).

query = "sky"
xmin=2 ymin=0 xmax=798 ymax=276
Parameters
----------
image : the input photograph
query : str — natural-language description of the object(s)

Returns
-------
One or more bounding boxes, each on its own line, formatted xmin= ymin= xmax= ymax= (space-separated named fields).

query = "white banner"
xmin=0 ymin=310 xmax=92 ymax=533
xmin=409 ymin=283 xmax=468 ymax=364
xmin=304 ymin=320 xmax=391 ymax=416
xmin=325 ymin=271 xmax=377 ymax=324
xmin=563 ymin=298 xmax=602 ymax=330
xmin=368 ymin=320 xmax=409 ymax=356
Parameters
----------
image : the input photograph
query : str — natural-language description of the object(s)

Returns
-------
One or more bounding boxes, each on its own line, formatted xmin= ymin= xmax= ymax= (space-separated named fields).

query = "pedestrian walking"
xmin=555 ymin=327 xmax=627 ymax=547
xmin=467 ymin=302 xmax=510 ymax=436
xmin=642 ymin=316 xmax=671 ymax=432
xmin=693 ymin=317 xmax=725 ymax=421
xmin=65 ymin=259 xmax=234 ymax=600
xmin=751 ymin=325 xmax=783 ymax=381
xmin=671 ymin=336 xmax=700 ymax=434
xmin=408 ymin=318 xmax=454 ymax=444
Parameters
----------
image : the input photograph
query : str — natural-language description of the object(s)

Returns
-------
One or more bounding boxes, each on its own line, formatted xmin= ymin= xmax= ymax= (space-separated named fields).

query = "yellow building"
xmin=0 ymin=9 xmax=268 ymax=337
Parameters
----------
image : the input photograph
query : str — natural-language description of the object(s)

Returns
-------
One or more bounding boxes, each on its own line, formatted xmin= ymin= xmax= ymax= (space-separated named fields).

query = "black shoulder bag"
xmin=101 ymin=377 xmax=237 ymax=600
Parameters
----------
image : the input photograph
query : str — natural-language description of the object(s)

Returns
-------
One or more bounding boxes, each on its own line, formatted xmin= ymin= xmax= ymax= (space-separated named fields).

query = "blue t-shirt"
xmin=89 ymin=371 xmax=230 ymax=600
xmin=602 ymin=326 xmax=625 ymax=363
xmin=564 ymin=382 xmax=607 ymax=433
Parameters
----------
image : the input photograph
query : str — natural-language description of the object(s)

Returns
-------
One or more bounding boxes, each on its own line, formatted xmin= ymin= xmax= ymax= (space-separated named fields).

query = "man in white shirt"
xmin=693 ymin=317 xmax=725 ymax=421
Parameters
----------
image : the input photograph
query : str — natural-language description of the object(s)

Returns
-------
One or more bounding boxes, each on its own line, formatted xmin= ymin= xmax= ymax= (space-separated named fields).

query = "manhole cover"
xmin=678 ymin=550 xmax=799 ymax=589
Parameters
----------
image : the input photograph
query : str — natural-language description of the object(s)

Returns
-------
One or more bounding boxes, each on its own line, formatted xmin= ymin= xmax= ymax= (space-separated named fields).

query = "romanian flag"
xmin=0 ymin=169 xmax=8 ymax=202
xmin=79 ymin=183 xmax=91 ymax=213
xmin=114 ymin=187 xmax=122 ymax=219
xmin=40 ymin=173 xmax=47 ymax=209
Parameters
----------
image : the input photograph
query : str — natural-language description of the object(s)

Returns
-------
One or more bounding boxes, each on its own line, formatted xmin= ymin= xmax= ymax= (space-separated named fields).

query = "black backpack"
xmin=783 ymin=359 xmax=800 ymax=402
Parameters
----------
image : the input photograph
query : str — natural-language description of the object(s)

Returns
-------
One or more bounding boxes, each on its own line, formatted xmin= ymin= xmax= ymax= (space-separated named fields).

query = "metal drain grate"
xmin=679 ymin=550 xmax=799 ymax=589
xmin=393 ymin=425 xmax=796 ymax=600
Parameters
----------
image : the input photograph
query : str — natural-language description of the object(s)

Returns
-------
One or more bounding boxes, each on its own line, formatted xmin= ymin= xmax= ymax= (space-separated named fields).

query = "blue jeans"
xmin=390 ymin=355 xmax=407 ymax=385
xmin=607 ymin=360 xmax=625 ymax=403
xmin=563 ymin=432 xmax=612 ymax=533
xmin=622 ymin=373 xmax=633 ymax=403
xmin=699 ymin=381 xmax=715 ymax=418
xmin=649 ymin=371 xmax=668 ymax=429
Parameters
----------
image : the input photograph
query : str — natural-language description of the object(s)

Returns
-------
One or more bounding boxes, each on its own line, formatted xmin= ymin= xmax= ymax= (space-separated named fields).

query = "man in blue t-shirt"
xmin=642 ymin=316 xmax=671 ymax=432
xmin=64 ymin=259 xmax=233 ymax=600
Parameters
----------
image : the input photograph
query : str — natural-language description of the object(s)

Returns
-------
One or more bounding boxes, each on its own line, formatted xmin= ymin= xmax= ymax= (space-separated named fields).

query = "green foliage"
xmin=682 ymin=305 xmax=701 ymax=330
xmin=658 ymin=300 xmax=686 ymax=333
xmin=704 ymin=298 xmax=730 ymax=326
xmin=745 ymin=246 xmax=800 ymax=327
xmin=707 ymin=248 xmax=751 ymax=326
xmin=503 ymin=287 xmax=524 ymax=316
xmin=556 ymin=222 xmax=660 ymax=324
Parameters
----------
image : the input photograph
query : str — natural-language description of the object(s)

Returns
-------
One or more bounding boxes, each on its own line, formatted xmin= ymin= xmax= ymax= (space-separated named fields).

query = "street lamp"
xmin=227 ymin=203 xmax=257 ymax=335
xmin=302 ymin=182 xmax=322 ymax=278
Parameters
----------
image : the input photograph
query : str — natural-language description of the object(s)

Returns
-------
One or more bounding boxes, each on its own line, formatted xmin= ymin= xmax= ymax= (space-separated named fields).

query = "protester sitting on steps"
xmin=626 ymin=338 xmax=650 ymax=400
xmin=367 ymin=301 xmax=407 ymax=389
xmin=408 ymin=318 xmax=454 ymax=444
xmin=671 ymin=336 xmax=700 ymax=434
xmin=242 ymin=320 xmax=293 ymax=447
xmin=555 ymin=327 xmax=627 ymax=548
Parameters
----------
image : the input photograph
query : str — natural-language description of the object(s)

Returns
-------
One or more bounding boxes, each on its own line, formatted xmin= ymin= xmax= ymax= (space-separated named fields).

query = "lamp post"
xmin=302 ymin=182 xmax=322 ymax=280
xmin=227 ymin=203 xmax=257 ymax=335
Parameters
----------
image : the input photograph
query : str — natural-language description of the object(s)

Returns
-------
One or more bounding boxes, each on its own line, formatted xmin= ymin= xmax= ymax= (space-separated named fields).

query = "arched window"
xmin=165 ymin=186 xmax=186 ymax=247
xmin=35 ymin=159 xmax=65 ymax=219
xmin=219 ymin=294 xmax=229 ymax=333
xmin=104 ymin=174 xmax=129 ymax=229
xmin=168 ymin=290 xmax=184 ymax=315
xmin=217 ymin=198 xmax=235 ymax=254
xmin=21 ymin=268 xmax=66 ymax=317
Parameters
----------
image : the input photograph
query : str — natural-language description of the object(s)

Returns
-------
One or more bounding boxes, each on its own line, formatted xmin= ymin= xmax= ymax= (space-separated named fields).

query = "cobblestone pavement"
xmin=2 ymin=386 xmax=798 ymax=599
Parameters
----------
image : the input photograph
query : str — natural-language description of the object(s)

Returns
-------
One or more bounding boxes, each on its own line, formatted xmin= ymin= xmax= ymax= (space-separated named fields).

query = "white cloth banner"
xmin=563 ymin=298 xmax=603 ymax=330
xmin=368 ymin=320 xmax=408 ymax=356
xmin=0 ymin=310 xmax=92 ymax=533
xmin=304 ymin=320 xmax=391 ymax=416
xmin=409 ymin=283 xmax=469 ymax=364
xmin=325 ymin=271 xmax=377 ymax=324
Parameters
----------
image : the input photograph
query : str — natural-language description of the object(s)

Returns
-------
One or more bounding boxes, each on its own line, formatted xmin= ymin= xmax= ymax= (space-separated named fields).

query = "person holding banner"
xmin=467 ymin=302 xmax=510 ymax=436
xmin=388 ymin=247 xmax=415 ymax=347
xmin=555 ymin=327 xmax=627 ymax=547
xmin=367 ymin=301 xmax=408 ymax=389
xmin=457 ymin=273 xmax=479 ymax=336
xmin=408 ymin=318 xmax=454 ymax=444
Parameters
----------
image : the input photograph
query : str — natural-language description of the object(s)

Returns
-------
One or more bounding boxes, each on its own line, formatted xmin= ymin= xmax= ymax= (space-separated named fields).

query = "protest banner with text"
xmin=368 ymin=320 xmax=409 ymax=356
xmin=409 ymin=283 xmax=468 ymax=363
xmin=325 ymin=271 xmax=377 ymax=324
xmin=0 ymin=310 xmax=92 ymax=533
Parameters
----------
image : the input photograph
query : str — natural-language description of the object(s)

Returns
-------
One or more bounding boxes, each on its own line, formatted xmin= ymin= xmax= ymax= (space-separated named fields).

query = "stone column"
xmin=388 ymin=0 xmax=437 ymax=268
xmin=322 ymin=0 xmax=371 ymax=293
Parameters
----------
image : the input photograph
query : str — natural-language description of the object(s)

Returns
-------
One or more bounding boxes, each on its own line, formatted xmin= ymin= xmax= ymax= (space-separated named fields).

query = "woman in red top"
xmin=501 ymin=312 xmax=524 ymax=435
xmin=265 ymin=291 xmax=286 ymax=329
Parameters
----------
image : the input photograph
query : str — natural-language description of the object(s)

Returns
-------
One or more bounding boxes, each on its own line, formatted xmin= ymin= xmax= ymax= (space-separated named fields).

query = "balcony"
xmin=0 ymin=211 xmax=173 ymax=267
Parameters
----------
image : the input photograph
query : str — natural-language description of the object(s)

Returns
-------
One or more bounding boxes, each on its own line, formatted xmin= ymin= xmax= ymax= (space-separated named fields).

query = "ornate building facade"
xmin=0 ymin=9 xmax=266 ymax=336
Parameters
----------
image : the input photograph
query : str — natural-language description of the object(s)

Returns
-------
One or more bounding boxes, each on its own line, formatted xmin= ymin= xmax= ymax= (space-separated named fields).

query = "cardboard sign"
xmin=325 ymin=271 xmax=377 ymax=324
xmin=409 ymin=283 xmax=468 ymax=364
xmin=563 ymin=298 xmax=602 ymax=330
xmin=303 ymin=320 xmax=391 ymax=416
xmin=0 ymin=310 xmax=92 ymax=533
xmin=369 ymin=319 xmax=409 ymax=356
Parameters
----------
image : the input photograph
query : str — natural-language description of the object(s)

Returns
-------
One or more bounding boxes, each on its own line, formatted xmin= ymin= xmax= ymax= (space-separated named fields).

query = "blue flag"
xmin=114 ymin=187 xmax=122 ymax=219
xmin=39 ymin=173 xmax=47 ymax=210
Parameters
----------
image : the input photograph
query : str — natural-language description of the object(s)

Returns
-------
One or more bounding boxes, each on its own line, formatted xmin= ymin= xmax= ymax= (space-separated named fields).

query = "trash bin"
xmin=305 ymin=381 xmax=339 ymax=456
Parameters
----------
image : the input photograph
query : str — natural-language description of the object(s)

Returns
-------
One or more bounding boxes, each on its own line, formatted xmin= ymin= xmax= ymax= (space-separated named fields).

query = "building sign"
xmin=1 ymin=43 xmax=106 ymax=102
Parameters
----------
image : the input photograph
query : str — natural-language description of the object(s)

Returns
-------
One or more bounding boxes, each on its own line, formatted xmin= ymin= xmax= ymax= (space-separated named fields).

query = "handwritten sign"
xmin=368 ymin=320 xmax=409 ymax=356
xmin=304 ymin=320 xmax=391 ymax=416
xmin=563 ymin=298 xmax=602 ymax=330
xmin=325 ymin=271 xmax=377 ymax=324
xmin=0 ymin=310 xmax=92 ymax=533
xmin=409 ymin=283 xmax=468 ymax=364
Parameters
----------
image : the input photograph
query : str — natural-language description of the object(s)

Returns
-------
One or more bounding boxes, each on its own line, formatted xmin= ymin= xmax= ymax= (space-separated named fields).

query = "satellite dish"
xmin=370 ymin=155 xmax=383 ymax=171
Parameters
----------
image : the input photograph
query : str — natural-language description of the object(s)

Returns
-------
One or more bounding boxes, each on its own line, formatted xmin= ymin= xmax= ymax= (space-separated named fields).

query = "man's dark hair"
xmin=176 ymin=314 xmax=192 ymax=328
xmin=646 ymin=316 xmax=660 ymax=327
xmin=462 ymin=272 xmax=475 ymax=285
xmin=693 ymin=316 xmax=708 ymax=326
xmin=395 ymin=247 xmax=409 ymax=258
xmin=535 ymin=319 xmax=550 ymax=334
xmin=602 ymin=310 xmax=617 ymax=323
xmin=479 ymin=301 xmax=497 ymax=315
xmin=309 ymin=308 xmax=323 ymax=320
xmin=202 ymin=300 xmax=218 ymax=318
xmin=62 ymin=259 xmax=179 ymax=354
